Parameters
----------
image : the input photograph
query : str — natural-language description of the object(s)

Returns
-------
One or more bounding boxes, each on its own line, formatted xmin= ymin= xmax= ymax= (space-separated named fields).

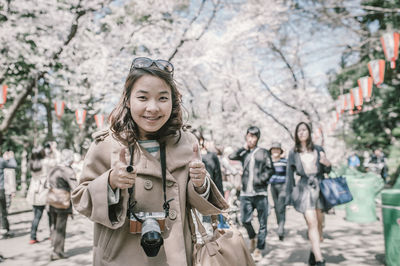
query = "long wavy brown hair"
xmin=294 ymin=122 xmax=314 ymax=153
xmin=109 ymin=66 xmax=183 ymax=146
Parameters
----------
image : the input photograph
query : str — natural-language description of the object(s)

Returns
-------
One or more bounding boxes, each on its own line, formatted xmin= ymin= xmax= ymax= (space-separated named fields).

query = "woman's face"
xmin=297 ymin=124 xmax=310 ymax=143
xmin=128 ymin=75 xmax=172 ymax=140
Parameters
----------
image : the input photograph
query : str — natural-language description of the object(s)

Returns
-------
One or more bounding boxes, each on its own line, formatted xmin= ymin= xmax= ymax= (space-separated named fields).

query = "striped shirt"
xmin=269 ymin=158 xmax=287 ymax=184
xmin=138 ymin=140 xmax=160 ymax=158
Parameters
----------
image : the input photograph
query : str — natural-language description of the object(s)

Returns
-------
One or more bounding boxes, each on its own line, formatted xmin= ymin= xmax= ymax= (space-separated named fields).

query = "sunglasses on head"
xmin=130 ymin=57 xmax=174 ymax=74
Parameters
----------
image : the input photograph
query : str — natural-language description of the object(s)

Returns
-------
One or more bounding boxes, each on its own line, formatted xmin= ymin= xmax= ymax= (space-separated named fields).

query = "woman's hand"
xmin=189 ymin=144 xmax=207 ymax=192
xmin=109 ymin=149 xmax=136 ymax=190
xmin=319 ymin=151 xmax=331 ymax=167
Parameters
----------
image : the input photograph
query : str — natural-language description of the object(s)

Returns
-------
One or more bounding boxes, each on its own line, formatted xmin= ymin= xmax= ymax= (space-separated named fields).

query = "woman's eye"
xmin=160 ymin=97 xmax=169 ymax=101
xmin=137 ymin=96 xmax=147 ymax=100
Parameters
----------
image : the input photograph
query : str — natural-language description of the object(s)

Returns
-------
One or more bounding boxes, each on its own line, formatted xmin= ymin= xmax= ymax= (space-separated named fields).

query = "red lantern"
xmin=367 ymin=60 xmax=385 ymax=86
xmin=338 ymin=95 xmax=346 ymax=112
xmin=358 ymin=76 xmax=373 ymax=102
xmin=344 ymin=93 xmax=354 ymax=111
xmin=94 ymin=114 xmax=105 ymax=129
xmin=336 ymin=99 xmax=343 ymax=115
xmin=54 ymin=100 xmax=65 ymax=120
xmin=380 ymin=32 xmax=399 ymax=69
xmin=0 ymin=85 xmax=8 ymax=108
xmin=75 ymin=109 xmax=87 ymax=128
xmin=334 ymin=109 xmax=339 ymax=122
xmin=351 ymin=87 xmax=363 ymax=110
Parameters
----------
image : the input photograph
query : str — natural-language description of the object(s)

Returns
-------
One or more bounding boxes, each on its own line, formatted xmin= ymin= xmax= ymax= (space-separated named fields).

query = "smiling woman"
xmin=128 ymin=76 xmax=173 ymax=140
xmin=71 ymin=57 xmax=228 ymax=266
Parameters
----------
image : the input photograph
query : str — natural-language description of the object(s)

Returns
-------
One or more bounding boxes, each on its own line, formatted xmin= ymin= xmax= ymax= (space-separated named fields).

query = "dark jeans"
xmin=30 ymin=205 xmax=45 ymax=240
xmin=0 ymin=189 xmax=9 ymax=231
xmin=50 ymin=212 xmax=68 ymax=254
xmin=270 ymin=183 xmax=287 ymax=237
xmin=240 ymin=195 xmax=268 ymax=249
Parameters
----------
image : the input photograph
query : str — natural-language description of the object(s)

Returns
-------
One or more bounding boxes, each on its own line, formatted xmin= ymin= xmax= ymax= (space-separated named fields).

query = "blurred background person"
xmin=229 ymin=126 xmax=274 ymax=262
xmin=3 ymin=150 xmax=17 ymax=211
xmin=268 ymin=142 xmax=287 ymax=241
xmin=26 ymin=147 xmax=48 ymax=244
xmin=47 ymin=149 xmax=78 ymax=261
xmin=0 ymin=150 xmax=17 ymax=239
xmin=347 ymin=152 xmax=360 ymax=169
xmin=192 ymin=129 xmax=226 ymax=231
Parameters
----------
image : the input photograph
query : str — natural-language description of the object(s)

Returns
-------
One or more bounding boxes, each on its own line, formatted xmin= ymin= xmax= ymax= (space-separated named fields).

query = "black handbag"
xmin=319 ymin=176 xmax=353 ymax=207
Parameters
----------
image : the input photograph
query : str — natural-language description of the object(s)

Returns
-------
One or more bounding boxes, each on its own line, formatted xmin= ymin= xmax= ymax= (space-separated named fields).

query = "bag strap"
xmin=191 ymin=209 xmax=209 ymax=239
xmin=187 ymin=207 xmax=197 ymax=243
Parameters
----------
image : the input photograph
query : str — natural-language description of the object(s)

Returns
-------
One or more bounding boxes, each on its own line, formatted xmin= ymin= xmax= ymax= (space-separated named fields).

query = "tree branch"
xmin=258 ymin=72 xmax=312 ymax=120
xmin=168 ymin=0 xmax=220 ymax=61
xmin=253 ymin=101 xmax=293 ymax=140
xmin=0 ymin=73 xmax=43 ymax=133
xmin=269 ymin=43 xmax=298 ymax=89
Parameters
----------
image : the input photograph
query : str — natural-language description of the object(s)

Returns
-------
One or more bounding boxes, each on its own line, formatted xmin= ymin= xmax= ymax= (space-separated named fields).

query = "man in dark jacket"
xmin=229 ymin=126 xmax=274 ymax=261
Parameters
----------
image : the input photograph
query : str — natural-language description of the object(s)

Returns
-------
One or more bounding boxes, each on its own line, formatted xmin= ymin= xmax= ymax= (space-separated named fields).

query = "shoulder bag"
xmin=188 ymin=209 xmax=255 ymax=266
xmin=319 ymin=174 xmax=353 ymax=208
xmin=47 ymin=187 xmax=71 ymax=209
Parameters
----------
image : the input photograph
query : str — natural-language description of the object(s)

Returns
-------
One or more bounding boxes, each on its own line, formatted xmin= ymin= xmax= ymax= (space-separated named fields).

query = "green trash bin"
xmin=345 ymin=174 xmax=383 ymax=223
xmin=381 ymin=189 xmax=400 ymax=266
xmin=393 ymin=175 xmax=400 ymax=189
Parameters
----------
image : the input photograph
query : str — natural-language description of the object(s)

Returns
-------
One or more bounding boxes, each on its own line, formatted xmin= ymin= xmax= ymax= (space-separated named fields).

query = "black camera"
xmin=130 ymin=212 xmax=166 ymax=257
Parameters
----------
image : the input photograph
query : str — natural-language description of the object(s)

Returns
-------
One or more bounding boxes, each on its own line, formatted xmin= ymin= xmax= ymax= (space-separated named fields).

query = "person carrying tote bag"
xmin=188 ymin=208 xmax=255 ymax=266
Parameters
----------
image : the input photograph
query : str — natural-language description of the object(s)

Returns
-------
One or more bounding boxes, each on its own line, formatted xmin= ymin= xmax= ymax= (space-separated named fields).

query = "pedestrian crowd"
xmin=0 ymin=57 xmax=396 ymax=266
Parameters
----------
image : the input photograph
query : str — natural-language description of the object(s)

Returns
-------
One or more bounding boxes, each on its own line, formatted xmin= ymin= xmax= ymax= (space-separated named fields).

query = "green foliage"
xmin=327 ymin=0 xmax=400 ymax=158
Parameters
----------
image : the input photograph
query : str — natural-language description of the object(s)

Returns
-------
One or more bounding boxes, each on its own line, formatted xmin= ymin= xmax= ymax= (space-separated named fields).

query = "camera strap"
xmin=127 ymin=143 xmax=174 ymax=221
xmin=160 ymin=143 xmax=174 ymax=218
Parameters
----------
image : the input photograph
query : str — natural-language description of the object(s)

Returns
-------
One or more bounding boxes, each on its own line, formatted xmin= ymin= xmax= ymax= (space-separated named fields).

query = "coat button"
xmin=166 ymin=180 xmax=174 ymax=187
xmin=169 ymin=210 xmax=177 ymax=220
xmin=144 ymin=179 xmax=153 ymax=190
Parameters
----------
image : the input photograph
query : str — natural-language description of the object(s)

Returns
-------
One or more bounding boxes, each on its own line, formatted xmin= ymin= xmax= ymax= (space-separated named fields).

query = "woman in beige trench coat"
xmin=72 ymin=57 xmax=228 ymax=266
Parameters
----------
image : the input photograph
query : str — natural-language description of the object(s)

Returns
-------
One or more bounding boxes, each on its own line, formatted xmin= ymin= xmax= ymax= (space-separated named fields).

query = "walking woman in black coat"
xmin=286 ymin=122 xmax=332 ymax=266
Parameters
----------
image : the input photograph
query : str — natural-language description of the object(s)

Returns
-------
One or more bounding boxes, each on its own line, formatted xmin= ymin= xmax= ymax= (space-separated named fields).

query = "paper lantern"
xmin=0 ymin=85 xmax=8 ymax=108
xmin=94 ymin=114 xmax=105 ymax=129
xmin=344 ymin=93 xmax=354 ymax=111
xmin=351 ymin=87 xmax=363 ymax=110
xmin=75 ymin=109 xmax=87 ymax=128
xmin=333 ymin=109 xmax=339 ymax=122
xmin=54 ymin=101 xmax=65 ymax=119
xmin=358 ymin=76 xmax=373 ymax=102
xmin=336 ymin=100 xmax=343 ymax=115
xmin=381 ymin=32 xmax=399 ymax=69
xmin=367 ymin=60 xmax=385 ymax=86
xmin=338 ymin=95 xmax=346 ymax=112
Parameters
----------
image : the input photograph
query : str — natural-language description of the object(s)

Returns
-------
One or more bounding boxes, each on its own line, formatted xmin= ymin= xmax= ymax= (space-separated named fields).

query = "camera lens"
xmin=140 ymin=218 xmax=163 ymax=257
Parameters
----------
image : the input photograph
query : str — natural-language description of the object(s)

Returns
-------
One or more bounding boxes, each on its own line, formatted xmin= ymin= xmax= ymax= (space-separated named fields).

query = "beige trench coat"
xmin=72 ymin=129 xmax=229 ymax=266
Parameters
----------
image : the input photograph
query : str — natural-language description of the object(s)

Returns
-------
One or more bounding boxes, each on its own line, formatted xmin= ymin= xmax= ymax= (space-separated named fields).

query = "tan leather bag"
xmin=188 ymin=209 xmax=255 ymax=266
xmin=47 ymin=187 xmax=70 ymax=209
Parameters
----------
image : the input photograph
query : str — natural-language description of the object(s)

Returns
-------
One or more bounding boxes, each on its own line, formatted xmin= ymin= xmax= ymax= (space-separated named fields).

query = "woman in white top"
xmin=286 ymin=122 xmax=332 ymax=266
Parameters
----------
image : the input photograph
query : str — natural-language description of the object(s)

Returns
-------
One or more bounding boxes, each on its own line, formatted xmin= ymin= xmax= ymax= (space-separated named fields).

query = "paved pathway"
xmin=1 ymin=196 xmax=385 ymax=265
